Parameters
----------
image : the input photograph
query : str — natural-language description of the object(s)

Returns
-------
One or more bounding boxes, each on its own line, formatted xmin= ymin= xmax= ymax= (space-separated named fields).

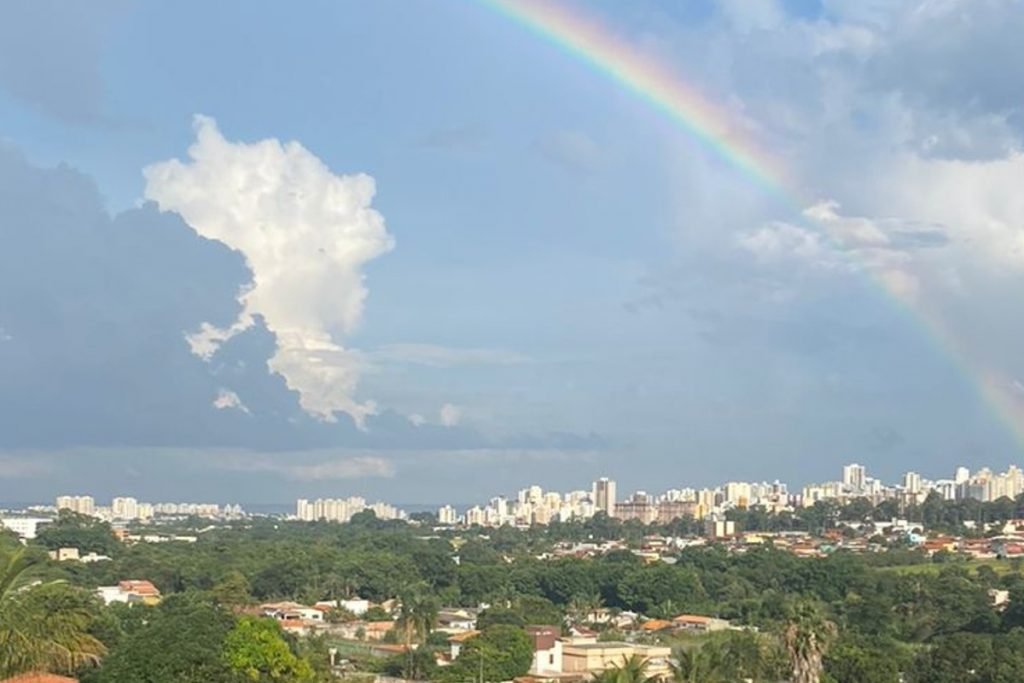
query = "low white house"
xmin=340 ymin=598 xmax=370 ymax=615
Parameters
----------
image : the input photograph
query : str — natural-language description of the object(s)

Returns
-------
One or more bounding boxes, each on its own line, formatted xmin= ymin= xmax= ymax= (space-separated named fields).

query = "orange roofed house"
xmin=1 ymin=675 xmax=79 ymax=683
xmin=96 ymin=580 xmax=161 ymax=606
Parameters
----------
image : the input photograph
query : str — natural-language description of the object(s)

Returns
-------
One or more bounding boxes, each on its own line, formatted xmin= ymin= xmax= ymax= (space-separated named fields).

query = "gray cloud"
xmin=0 ymin=144 xmax=604 ymax=459
xmin=0 ymin=1 xmax=132 ymax=123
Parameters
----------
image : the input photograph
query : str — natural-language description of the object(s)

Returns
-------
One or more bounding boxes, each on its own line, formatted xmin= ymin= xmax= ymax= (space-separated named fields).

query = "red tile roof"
xmin=1 ymin=674 xmax=79 ymax=683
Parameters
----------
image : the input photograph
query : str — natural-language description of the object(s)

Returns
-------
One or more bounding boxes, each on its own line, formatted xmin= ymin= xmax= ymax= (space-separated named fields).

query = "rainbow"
xmin=479 ymin=0 xmax=1024 ymax=453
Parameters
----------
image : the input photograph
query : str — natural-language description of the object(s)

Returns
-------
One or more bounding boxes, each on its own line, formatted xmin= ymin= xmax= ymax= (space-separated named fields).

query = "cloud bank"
xmin=144 ymin=116 xmax=394 ymax=426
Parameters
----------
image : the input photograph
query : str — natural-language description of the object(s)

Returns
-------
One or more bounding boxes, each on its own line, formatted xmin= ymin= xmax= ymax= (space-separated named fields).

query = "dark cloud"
xmin=0 ymin=147 xmax=601 ymax=459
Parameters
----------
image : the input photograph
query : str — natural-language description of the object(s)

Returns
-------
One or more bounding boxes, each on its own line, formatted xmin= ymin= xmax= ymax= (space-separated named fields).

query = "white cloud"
xmin=212 ymin=388 xmax=249 ymax=414
xmin=407 ymin=413 xmax=427 ymax=426
xmin=439 ymin=403 xmax=462 ymax=427
xmin=737 ymin=200 xmax=957 ymax=301
xmin=144 ymin=116 xmax=394 ymax=426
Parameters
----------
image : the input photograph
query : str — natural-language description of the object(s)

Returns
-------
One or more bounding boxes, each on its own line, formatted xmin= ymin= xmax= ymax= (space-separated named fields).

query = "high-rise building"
xmin=954 ymin=467 xmax=970 ymax=485
xmin=903 ymin=471 xmax=922 ymax=494
xmin=593 ymin=477 xmax=616 ymax=516
xmin=842 ymin=463 xmax=866 ymax=492
xmin=438 ymin=505 xmax=457 ymax=525
xmin=112 ymin=497 xmax=140 ymax=520
xmin=55 ymin=495 xmax=95 ymax=517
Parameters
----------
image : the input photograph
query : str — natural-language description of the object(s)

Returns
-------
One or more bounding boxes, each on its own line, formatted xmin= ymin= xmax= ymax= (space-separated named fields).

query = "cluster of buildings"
xmin=433 ymin=477 xmax=784 ymax=529
xmin=803 ymin=463 xmax=1024 ymax=506
xmin=295 ymin=497 xmax=406 ymax=523
xmin=250 ymin=593 xmax=732 ymax=681
xmin=427 ymin=463 xmax=1024 ymax=530
xmin=54 ymin=495 xmax=245 ymax=522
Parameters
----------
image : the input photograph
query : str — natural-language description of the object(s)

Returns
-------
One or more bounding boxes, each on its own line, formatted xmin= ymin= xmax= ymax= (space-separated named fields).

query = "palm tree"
xmin=567 ymin=592 xmax=603 ymax=626
xmin=782 ymin=600 xmax=836 ymax=683
xmin=396 ymin=582 xmax=440 ymax=678
xmin=599 ymin=654 xmax=658 ymax=683
xmin=670 ymin=645 xmax=723 ymax=683
xmin=0 ymin=546 xmax=106 ymax=677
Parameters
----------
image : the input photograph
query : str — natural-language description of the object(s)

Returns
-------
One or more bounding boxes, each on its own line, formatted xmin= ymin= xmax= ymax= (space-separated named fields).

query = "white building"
xmin=593 ymin=478 xmax=616 ymax=516
xmin=112 ymin=497 xmax=140 ymax=520
xmin=438 ymin=505 xmax=457 ymax=525
xmin=842 ymin=463 xmax=866 ymax=492
xmin=55 ymin=495 xmax=95 ymax=516
xmin=0 ymin=517 xmax=50 ymax=540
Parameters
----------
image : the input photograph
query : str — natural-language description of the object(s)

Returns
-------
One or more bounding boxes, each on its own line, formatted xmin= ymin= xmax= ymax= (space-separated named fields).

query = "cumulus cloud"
xmin=439 ymin=403 xmax=462 ymax=427
xmin=144 ymin=116 xmax=394 ymax=426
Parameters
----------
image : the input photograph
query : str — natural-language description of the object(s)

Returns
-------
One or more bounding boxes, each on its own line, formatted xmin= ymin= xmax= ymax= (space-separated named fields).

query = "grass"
xmin=879 ymin=557 xmax=1019 ymax=576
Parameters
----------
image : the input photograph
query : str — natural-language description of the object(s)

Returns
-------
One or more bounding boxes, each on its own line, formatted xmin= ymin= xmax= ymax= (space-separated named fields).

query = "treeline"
xmin=15 ymin=508 xmax=1024 ymax=681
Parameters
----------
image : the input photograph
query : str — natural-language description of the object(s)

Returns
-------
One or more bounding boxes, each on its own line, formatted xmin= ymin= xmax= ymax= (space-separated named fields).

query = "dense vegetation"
xmin=7 ymin=499 xmax=1024 ymax=681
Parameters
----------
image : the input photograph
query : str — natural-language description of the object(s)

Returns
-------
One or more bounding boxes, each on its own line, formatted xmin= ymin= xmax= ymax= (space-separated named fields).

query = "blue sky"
xmin=1 ymin=0 xmax=1023 ymax=504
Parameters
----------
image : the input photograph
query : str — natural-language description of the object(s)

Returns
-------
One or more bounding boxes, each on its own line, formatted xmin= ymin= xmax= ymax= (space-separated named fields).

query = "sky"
xmin=1 ymin=0 xmax=1023 ymax=505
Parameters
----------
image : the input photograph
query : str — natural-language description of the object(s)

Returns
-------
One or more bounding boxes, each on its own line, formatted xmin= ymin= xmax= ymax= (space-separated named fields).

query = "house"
xmin=990 ymin=589 xmax=1011 ymax=609
xmin=97 ymin=580 xmax=161 ymax=606
xmin=49 ymin=548 xmax=80 ymax=562
xmin=436 ymin=607 xmax=478 ymax=632
xmin=560 ymin=642 xmax=672 ymax=679
xmin=448 ymin=630 xmax=481 ymax=659
xmin=672 ymin=614 xmax=730 ymax=633
xmin=639 ymin=619 xmax=673 ymax=633
xmin=330 ymin=619 xmax=394 ymax=641
xmin=340 ymin=598 xmax=370 ymax=615
xmin=526 ymin=625 xmax=562 ymax=675
xmin=0 ymin=675 xmax=79 ymax=683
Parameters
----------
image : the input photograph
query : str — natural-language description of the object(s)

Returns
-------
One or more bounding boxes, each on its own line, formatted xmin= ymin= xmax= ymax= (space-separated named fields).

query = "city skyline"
xmin=1 ymin=1 xmax=1024 ymax=501
xmin=28 ymin=460 xmax=1024 ymax=513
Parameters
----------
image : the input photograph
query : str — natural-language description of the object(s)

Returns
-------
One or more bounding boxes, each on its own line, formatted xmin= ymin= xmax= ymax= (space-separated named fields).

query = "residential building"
xmin=97 ymin=580 xmax=162 ymax=606
xmin=55 ymin=495 xmax=95 ymax=516
xmin=842 ymin=463 xmax=866 ymax=492
xmin=438 ymin=505 xmax=457 ymax=525
xmin=593 ymin=477 xmax=616 ymax=516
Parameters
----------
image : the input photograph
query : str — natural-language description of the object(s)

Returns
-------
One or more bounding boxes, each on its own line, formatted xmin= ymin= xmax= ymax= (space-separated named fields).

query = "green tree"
xmin=35 ymin=510 xmax=119 ymax=556
xmin=212 ymin=570 xmax=253 ymax=607
xmin=223 ymin=617 xmax=316 ymax=682
xmin=396 ymin=582 xmax=440 ymax=678
xmin=91 ymin=594 xmax=236 ymax=682
xmin=445 ymin=625 xmax=533 ymax=682
xmin=825 ymin=640 xmax=903 ymax=683
xmin=0 ymin=547 xmax=105 ymax=677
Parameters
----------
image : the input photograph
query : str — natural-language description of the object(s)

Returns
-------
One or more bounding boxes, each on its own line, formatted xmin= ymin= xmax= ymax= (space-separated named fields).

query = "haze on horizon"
xmin=1 ymin=0 xmax=1023 ymax=504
